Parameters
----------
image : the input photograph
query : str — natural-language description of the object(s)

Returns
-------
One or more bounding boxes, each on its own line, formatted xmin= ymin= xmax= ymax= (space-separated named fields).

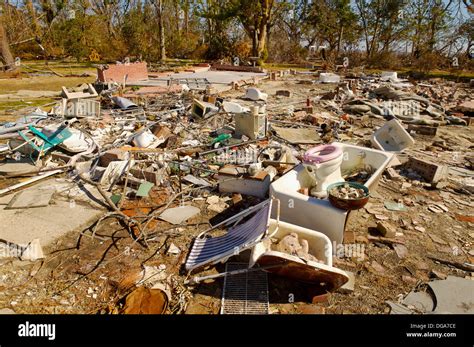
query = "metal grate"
xmin=221 ymin=263 xmax=269 ymax=315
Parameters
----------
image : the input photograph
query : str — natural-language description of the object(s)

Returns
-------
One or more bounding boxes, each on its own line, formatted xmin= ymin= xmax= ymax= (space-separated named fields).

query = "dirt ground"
xmin=0 ymin=73 xmax=472 ymax=315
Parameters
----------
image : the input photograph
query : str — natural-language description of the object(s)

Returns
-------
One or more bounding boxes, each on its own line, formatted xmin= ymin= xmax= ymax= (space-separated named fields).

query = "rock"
xmin=412 ymin=260 xmax=429 ymax=272
xmin=375 ymin=214 xmax=389 ymax=221
xmin=376 ymin=222 xmax=396 ymax=238
xmin=401 ymin=182 xmax=412 ymax=190
xmin=428 ymin=234 xmax=448 ymax=245
xmin=343 ymin=104 xmax=371 ymax=114
xmin=371 ymin=260 xmax=385 ymax=273
xmin=306 ymin=114 xmax=319 ymax=125
xmin=20 ymin=239 xmax=44 ymax=261
xmin=232 ymin=193 xmax=242 ymax=205
xmin=167 ymin=243 xmax=181 ymax=255
xmin=455 ymin=100 xmax=474 ymax=113
xmin=431 ymin=181 xmax=448 ymax=189
xmin=293 ymin=110 xmax=307 ymax=119
xmin=299 ymin=304 xmax=326 ymax=314
xmin=428 ymin=205 xmax=444 ymax=213
xmin=414 ymin=226 xmax=426 ymax=233
xmin=393 ymin=244 xmax=409 ymax=259
xmin=386 ymin=168 xmax=402 ymax=181
xmin=430 ymin=270 xmax=447 ymax=280
xmin=207 ymin=195 xmax=229 ymax=213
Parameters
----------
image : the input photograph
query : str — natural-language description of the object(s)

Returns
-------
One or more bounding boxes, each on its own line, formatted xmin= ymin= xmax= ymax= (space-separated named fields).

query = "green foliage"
xmin=0 ymin=0 xmax=471 ymax=72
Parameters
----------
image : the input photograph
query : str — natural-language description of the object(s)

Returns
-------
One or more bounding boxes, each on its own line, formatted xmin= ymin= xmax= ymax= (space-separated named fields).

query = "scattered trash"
xmin=167 ymin=243 xmax=181 ymax=255
xmin=0 ymin=58 xmax=471 ymax=315
xmin=319 ymin=73 xmax=341 ymax=83
xmin=244 ymin=87 xmax=268 ymax=101
xmin=136 ymin=181 xmax=154 ymax=197
xmin=384 ymin=201 xmax=407 ymax=211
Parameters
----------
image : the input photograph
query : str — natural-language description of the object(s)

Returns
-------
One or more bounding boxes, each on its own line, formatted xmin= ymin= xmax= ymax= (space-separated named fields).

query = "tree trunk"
xmin=0 ymin=22 xmax=15 ymax=70
xmin=256 ymin=24 xmax=267 ymax=57
xmin=184 ymin=0 xmax=189 ymax=35
xmin=26 ymin=0 xmax=41 ymax=38
xmin=336 ymin=25 xmax=344 ymax=56
xmin=156 ymin=0 xmax=166 ymax=60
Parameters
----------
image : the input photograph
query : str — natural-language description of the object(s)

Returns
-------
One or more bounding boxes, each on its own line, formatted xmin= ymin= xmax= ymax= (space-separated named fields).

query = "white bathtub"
xmin=270 ymin=142 xmax=394 ymax=243
xmin=249 ymin=219 xmax=349 ymax=289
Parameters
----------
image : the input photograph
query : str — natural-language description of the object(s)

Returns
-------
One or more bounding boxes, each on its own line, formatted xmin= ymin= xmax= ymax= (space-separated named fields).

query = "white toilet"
xmin=302 ymin=143 xmax=345 ymax=198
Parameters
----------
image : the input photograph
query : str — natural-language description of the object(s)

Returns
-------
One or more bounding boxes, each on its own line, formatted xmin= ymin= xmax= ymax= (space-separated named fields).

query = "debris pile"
xmin=0 ymin=63 xmax=472 ymax=314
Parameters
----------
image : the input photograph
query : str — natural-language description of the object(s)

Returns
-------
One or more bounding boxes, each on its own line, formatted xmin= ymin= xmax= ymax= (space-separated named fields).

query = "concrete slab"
xmin=0 ymin=199 xmax=104 ymax=247
xmin=0 ymin=194 xmax=14 ymax=205
xmin=402 ymin=291 xmax=435 ymax=312
xmin=6 ymin=189 xmax=54 ymax=209
xmin=429 ymin=276 xmax=474 ymax=314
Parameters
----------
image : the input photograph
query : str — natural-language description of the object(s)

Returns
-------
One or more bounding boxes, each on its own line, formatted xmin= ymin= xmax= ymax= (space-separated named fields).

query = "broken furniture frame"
xmin=185 ymin=198 xmax=280 ymax=277
xmin=17 ymin=124 xmax=72 ymax=162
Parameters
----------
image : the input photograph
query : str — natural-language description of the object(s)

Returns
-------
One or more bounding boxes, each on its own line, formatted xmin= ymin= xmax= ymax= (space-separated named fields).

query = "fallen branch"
xmin=427 ymin=255 xmax=474 ymax=272
xmin=76 ymin=173 xmax=148 ymax=247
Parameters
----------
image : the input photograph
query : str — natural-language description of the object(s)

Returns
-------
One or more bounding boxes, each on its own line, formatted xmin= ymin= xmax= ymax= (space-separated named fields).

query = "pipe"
xmin=197 ymin=137 xmax=267 ymax=157
xmin=0 ymin=124 xmax=31 ymax=135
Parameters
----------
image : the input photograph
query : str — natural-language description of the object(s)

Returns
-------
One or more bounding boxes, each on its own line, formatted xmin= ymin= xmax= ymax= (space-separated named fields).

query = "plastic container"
xmin=371 ymin=118 xmax=415 ymax=152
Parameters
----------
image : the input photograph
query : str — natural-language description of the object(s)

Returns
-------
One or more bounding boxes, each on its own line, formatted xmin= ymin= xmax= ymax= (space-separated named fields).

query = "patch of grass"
xmin=264 ymin=63 xmax=310 ymax=71
xmin=0 ymin=75 xmax=95 ymax=94
xmin=0 ymin=97 xmax=55 ymax=110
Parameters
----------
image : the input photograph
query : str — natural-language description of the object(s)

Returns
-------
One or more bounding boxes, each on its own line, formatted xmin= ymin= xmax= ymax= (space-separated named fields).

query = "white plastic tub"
xmin=319 ymin=73 xmax=341 ymax=83
xmin=270 ymin=142 xmax=394 ymax=243
xmin=251 ymin=219 xmax=332 ymax=266
xmin=249 ymin=219 xmax=349 ymax=288
xmin=371 ymin=118 xmax=415 ymax=152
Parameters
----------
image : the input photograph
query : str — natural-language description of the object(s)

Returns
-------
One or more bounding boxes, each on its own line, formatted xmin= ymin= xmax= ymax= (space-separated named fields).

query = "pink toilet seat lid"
xmin=303 ymin=144 xmax=343 ymax=164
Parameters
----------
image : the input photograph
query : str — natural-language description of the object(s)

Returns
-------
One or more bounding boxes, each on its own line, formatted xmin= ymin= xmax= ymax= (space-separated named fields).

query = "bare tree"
xmin=0 ymin=20 xmax=15 ymax=70
xmin=153 ymin=0 xmax=166 ymax=60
